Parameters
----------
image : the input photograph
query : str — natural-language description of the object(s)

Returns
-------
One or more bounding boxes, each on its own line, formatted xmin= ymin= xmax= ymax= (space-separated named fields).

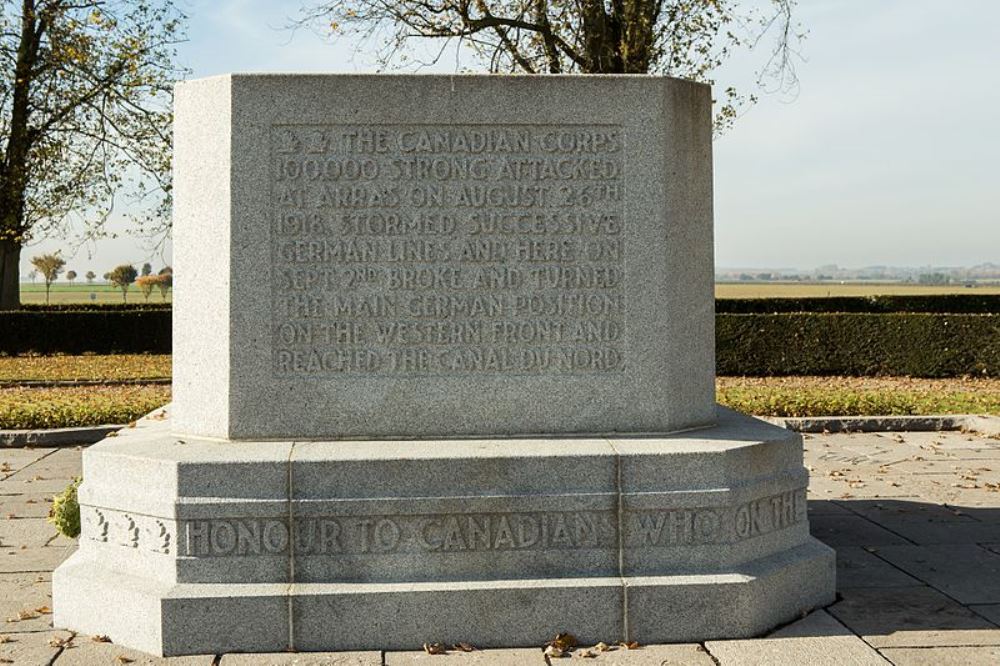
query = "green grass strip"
xmin=0 ymin=385 xmax=170 ymax=429
xmin=0 ymin=354 xmax=171 ymax=382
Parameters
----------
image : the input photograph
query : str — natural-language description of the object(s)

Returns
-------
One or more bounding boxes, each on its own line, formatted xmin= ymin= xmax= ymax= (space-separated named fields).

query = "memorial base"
xmin=53 ymin=406 xmax=835 ymax=657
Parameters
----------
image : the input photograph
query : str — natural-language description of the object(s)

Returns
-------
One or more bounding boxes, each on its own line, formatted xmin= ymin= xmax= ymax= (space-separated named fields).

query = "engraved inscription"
xmin=270 ymin=124 xmax=626 ymax=376
xmin=81 ymin=492 xmax=806 ymax=558
xmin=625 ymin=490 xmax=806 ymax=548
xmin=182 ymin=511 xmax=617 ymax=558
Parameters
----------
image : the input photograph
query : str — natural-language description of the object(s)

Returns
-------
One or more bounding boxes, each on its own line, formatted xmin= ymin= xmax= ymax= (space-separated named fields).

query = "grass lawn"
xmin=0 ymin=354 xmax=171 ymax=382
xmin=715 ymin=282 xmax=1000 ymax=298
xmin=718 ymin=376 xmax=1000 ymax=418
xmin=0 ymin=385 xmax=170 ymax=429
xmin=1 ymin=354 xmax=998 ymax=428
xmin=19 ymin=282 xmax=171 ymax=305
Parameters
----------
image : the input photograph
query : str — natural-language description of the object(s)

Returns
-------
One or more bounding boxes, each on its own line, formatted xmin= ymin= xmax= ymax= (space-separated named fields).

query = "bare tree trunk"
xmin=0 ymin=238 xmax=20 ymax=310
xmin=0 ymin=1 xmax=42 ymax=311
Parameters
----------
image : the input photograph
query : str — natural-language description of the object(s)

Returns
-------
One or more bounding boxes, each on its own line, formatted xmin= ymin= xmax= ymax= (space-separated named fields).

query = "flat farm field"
xmin=19 ymin=283 xmax=171 ymax=305
xmin=716 ymin=282 xmax=1000 ymax=299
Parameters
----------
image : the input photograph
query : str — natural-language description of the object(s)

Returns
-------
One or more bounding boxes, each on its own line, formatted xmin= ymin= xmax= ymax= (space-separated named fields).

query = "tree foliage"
xmin=0 ymin=0 xmax=186 ymax=309
xmin=135 ymin=272 xmax=157 ymax=300
xmin=29 ymin=251 xmax=63 ymax=303
xmin=107 ymin=262 xmax=137 ymax=302
xmin=295 ymin=0 xmax=801 ymax=131
xmin=155 ymin=266 xmax=171 ymax=299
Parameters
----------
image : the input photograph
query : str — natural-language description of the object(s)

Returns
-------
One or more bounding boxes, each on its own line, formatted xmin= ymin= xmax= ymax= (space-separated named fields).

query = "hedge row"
xmin=715 ymin=294 xmax=1000 ymax=314
xmin=0 ymin=310 xmax=171 ymax=355
xmin=12 ymin=302 xmax=171 ymax=312
xmin=11 ymin=294 xmax=999 ymax=314
xmin=2 ymin=310 xmax=998 ymax=378
xmin=717 ymin=313 xmax=1000 ymax=377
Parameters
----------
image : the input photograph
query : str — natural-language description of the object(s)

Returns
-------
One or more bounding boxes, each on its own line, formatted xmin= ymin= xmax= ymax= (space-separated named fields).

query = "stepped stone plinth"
xmin=53 ymin=74 xmax=834 ymax=656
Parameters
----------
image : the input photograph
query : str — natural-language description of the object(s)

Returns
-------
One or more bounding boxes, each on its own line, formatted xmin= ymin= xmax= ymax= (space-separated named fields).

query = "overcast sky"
xmin=20 ymin=0 xmax=1000 ymax=278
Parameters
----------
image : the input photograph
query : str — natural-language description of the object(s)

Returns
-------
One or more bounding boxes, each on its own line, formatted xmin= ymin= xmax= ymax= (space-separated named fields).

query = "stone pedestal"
xmin=54 ymin=74 xmax=835 ymax=655
xmin=54 ymin=406 xmax=833 ymax=656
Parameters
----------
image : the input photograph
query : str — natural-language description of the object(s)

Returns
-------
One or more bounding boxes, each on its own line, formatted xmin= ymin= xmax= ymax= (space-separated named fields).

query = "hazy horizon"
xmin=17 ymin=0 xmax=1000 ymax=279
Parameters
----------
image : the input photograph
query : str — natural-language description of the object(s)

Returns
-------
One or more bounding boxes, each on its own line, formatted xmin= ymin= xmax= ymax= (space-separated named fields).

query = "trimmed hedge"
xmin=0 ymin=310 xmax=171 ymax=354
xmin=716 ymin=294 xmax=1000 ymax=314
xmin=3 ymin=308 xmax=998 ymax=377
xmin=717 ymin=313 xmax=1000 ymax=377
xmin=12 ymin=302 xmax=171 ymax=312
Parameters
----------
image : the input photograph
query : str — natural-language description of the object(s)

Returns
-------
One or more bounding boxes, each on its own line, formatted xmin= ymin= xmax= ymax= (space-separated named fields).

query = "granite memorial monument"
xmin=53 ymin=74 xmax=835 ymax=656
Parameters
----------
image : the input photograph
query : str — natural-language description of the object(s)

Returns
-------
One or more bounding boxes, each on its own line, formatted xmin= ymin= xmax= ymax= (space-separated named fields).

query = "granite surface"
xmin=52 ymin=405 xmax=834 ymax=655
xmin=171 ymin=74 xmax=715 ymax=440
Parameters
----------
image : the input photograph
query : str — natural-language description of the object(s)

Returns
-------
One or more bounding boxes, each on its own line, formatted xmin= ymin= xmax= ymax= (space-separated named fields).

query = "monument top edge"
xmin=177 ymin=72 xmax=709 ymax=88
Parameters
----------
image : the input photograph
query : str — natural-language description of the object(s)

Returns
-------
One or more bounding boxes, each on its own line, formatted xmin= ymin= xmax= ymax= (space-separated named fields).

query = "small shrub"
xmin=49 ymin=478 xmax=82 ymax=539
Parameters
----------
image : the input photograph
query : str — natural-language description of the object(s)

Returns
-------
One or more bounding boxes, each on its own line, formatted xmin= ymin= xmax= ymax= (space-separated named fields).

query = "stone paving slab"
xmin=878 ymin=645 xmax=1000 ymax=665
xmin=220 ymin=653 xmax=380 ymax=665
xmin=873 ymin=544 xmax=1000 ymax=604
xmin=834 ymin=546 xmax=921 ymax=589
xmin=3 ymin=430 xmax=1000 ymax=663
xmin=970 ymin=604 xmax=1000 ymax=624
xmin=0 ymin=492 xmax=57 ymax=519
xmin=53 ymin=636 xmax=214 ymax=664
xmin=0 ymin=517 xmax=69 ymax=550
xmin=807 ymin=499 xmax=855 ymax=515
xmin=807 ymin=514 xmax=910 ymax=546
xmin=0 ymin=629 xmax=72 ymax=664
xmin=385 ymin=648 xmax=546 ymax=664
xmin=0 ymin=449 xmax=81 ymax=495
xmin=828 ymin=586 xmax=1000 ymax=648
xmin=0 ymin=449 xmax=56 ymax=478
xmin=706 ymin=610 xmax=890 ymax=665
xmin=0 ymin=543 xmax=74 ymax=573
xmin=0 ymin=572 xmax=53 ymax=632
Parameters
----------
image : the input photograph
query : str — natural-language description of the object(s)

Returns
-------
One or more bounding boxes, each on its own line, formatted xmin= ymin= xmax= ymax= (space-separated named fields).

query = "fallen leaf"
xmin=453 ymin=642 xmax=475 ymax=652
xmin=619 ymin=641 xmax=640 ymax=650
xmin=92 ymin=635 xmax=112 ymax=643
xmin=576 ymin=649 xmax=596 ymax=658
xmin=593 ymin=642 xmax=612 ymax=652
xmin=423 ymin=642 xmax=447 ymax=655
xmin=34 ymin=606 xmax=51 ymax=614
xmin=544 ymin=645 xmax=567 ymax=658
xmin=548 ymin=633 xmax=578 ymax=652
xmin=48 ymin=635 xmax=72 ymax=648
xmin=115 ymin=657 xmax=134 ymax=664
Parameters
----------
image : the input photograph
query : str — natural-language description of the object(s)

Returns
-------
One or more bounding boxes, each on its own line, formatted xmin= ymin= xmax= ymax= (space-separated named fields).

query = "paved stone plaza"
xmin=2 ymin=428 xmax=999 ymax=664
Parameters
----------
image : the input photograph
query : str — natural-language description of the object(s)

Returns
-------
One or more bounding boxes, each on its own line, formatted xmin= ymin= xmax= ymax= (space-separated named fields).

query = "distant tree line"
xmin=28 ymin=252 xmax=171 ymax=304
